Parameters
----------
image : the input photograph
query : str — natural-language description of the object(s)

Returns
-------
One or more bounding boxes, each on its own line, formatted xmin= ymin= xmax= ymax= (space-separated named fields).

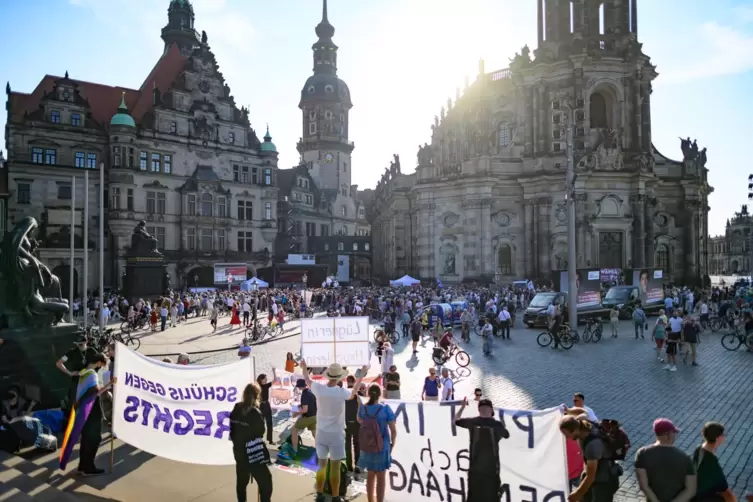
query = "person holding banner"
xmin=299 ymin=360 xmax=368 ymax=502
xmin=454 ymin=396 xmax=510 ymax=501
xmin=230 ymin=382 xmax=273 ymax=502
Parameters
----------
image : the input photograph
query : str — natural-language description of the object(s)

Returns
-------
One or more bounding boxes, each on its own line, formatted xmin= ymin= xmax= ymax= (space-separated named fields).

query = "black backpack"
xmin=586 ymin=420 xmax=631 ymax=461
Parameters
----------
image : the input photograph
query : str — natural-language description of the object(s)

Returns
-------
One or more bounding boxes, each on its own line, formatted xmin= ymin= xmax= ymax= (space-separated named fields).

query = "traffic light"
xmin=749 ymin=174 xmax=753 ymax=200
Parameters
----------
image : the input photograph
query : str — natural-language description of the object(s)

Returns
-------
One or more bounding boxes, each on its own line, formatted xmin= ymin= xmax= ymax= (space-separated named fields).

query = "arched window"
xmin=655 ymin=244 xmax=670 ymax=272
xmin=497 ymin=244 xmax=512 ymax=275
xmin=200 ymin=193 xmax=213 ymax=217
xmin=498 ymin=122 xmax=513 ymax=149
xmin=589 ymin=92 xmax=608 ymax=128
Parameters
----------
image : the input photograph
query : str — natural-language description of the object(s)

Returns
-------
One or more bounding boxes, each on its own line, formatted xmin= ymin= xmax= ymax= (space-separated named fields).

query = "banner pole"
xmin=332 ymin=317 xmax=337 ymax=366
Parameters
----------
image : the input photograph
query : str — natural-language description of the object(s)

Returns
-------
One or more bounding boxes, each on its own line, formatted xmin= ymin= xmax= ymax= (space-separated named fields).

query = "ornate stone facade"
xmin=274 ymin=0 xmax=372 ymax=283
xmin=709 ymin=206 xmax=753 ymax=275
xmin=371 ymin=0 xmax=712 ymax=285
xmin=4 ymin=0 xmax=276 ymax=292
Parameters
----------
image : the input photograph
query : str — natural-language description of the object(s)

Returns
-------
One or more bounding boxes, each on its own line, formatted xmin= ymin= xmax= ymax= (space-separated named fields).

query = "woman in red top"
xmin=230 ymin=303 xmax=242 ymax=329
xmin=149 ymin=304 xmax=159 ymax=332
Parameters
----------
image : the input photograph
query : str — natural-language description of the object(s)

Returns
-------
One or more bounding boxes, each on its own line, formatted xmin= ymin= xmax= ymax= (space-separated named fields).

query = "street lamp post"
xmin=555 ymin=99 xmax=579 ymax=331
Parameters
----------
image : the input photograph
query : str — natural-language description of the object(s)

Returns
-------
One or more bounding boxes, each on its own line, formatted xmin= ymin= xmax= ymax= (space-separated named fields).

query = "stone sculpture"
xmin=130 ymin=221 xmax=161 ymax=256
xmin=0 ymin=216 xmax=69 ymax=325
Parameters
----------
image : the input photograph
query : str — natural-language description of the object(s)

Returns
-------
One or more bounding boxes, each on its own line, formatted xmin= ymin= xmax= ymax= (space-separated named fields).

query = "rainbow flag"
xmin=59 ymin=371 xmax=97 ymax=471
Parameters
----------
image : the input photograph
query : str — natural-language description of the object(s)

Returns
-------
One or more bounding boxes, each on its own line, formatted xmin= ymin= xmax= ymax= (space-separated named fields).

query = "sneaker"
xmin=692 ymin=362 xmax=699 ymax=366
xmin=658 ymin=357 xmax=664 ymax=362
xmin=662 ymin=364 xmax=671 ymax=370
xmin=669 ymin=366 xmax=677 ymax=372
xmin=315 ymin=494 xmax=326 ymax=502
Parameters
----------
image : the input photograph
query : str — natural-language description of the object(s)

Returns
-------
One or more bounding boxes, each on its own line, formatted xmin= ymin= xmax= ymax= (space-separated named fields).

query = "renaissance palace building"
xmin=4 ymin=0 xmax=281 ymax=294
xmin=370 ymin=0 xmax=712 ymax=285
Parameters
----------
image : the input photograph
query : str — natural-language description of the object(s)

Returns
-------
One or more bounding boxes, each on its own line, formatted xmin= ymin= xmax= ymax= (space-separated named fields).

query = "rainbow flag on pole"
xmin=59 ymin=370 xmax=98 ymax=470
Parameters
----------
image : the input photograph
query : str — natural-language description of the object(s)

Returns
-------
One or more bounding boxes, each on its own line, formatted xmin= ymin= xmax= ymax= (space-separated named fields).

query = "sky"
xmin=1 ymin=0 xmax=752 ymax=236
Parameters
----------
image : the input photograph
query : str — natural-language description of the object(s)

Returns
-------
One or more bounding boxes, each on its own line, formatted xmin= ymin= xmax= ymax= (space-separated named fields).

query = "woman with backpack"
xmin=357 ymin=384 xmax=397 ymax=502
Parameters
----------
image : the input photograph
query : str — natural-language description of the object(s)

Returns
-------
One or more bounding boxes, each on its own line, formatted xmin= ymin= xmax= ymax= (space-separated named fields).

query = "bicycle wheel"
xmin=474 ymin=324 xmax=483 ymax=336
xmin=721 ymin=333 xmax=742 ymax=351
xmin=373 ymin=329 xmax=384 ymax=342
xmin=432 ymin=353 xmax=446 ymax=366
xmin=389 ymin=331 xmax=399 ymax=344
xmin=710 ymin=318 xmax=722 ymax=332
xmin=120 ymin=321 xmax=132 ymax=334
xmin=455 ymin=350 xmax=470 ymax=367
xmin=582 ymin=327 xmax=592 ymax=343
xmin=125 ymin=335 xmax=141 ymax=351
xmin=537 ymin=332 xmax=552 ymax=347
xmin=746 ymin=333 xmax=753 ymax=351
xmin=559 ymin=334 xmax=574 ymax=350
xmin=593 ymin=326 xmax=603 ymax=342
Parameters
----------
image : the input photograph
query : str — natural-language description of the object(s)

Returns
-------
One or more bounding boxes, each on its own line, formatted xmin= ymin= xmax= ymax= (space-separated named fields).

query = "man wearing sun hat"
xmin=635 ymin=418 xmax=696 ymax=502
xmin=299 ymin=360 xmax=368 ymax=502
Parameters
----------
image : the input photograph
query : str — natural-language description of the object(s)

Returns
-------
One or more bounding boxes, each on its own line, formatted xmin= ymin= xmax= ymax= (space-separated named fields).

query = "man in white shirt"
xmin=699 ymin=300 xmax=709 ymax=326
xmin=572 ymin=393 xmax=598 ymax=422
xmin=497 ymin=306 xmax=512 ymax=340
xmin=381 ymin=341 xmax=394 ymax=377
xmin=440 ymin=367 xmax=454 ymax=401
xmin=242 ymin=300 xmax=250 ymax=326
xmin=299 ymin=361 xmax=367 ymax=502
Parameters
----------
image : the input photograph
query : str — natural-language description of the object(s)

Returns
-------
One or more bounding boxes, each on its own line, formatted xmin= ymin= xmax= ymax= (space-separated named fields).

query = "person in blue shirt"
xmin=357 ymin=384 xmax=397 ymax=502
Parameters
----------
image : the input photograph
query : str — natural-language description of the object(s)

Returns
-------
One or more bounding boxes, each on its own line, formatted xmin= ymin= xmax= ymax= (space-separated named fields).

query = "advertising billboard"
xmin=632 ymin=269 xmax=664 ymax=304
xmin=336 ymin=255 xmax=350 ymax=283
xmin=213 ymin=263 xmax=247 ymax=284
xmin=560 ymin=269 xmax=602 ymax=308
xmin=287 ymin=254 xmax=316 ymax=265
xmin=599 ymin=268 xmax=621 ymax=284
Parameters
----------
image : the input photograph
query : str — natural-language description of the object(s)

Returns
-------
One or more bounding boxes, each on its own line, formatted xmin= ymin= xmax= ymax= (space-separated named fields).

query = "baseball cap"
xmin=653 ymin=418 xmax=680 ymax=436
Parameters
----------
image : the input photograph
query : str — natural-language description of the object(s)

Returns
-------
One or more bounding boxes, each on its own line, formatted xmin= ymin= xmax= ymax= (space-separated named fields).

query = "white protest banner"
xmin=300 ymin=316 xmax=370 ymax=367
xmin=384 ymin=401 xmax=568 ymax=502
xmin=112 ymin=342 xmax=254 ymax=465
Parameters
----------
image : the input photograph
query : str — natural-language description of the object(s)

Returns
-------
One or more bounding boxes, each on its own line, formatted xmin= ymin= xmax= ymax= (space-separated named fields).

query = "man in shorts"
xmin=299 ymin=360 xmax=368 ymax=502
xmin=410 ymin=316 xmax=422 ymax=355
xmin=289 ymin=379 xmax=317 ymax=453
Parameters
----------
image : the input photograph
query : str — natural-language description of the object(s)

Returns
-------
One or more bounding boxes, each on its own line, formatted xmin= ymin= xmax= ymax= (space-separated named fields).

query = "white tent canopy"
xmin=389 ymin=275 xmax=421 ymax=287
xmin=240 ymin=277 xmax=269 ymax=290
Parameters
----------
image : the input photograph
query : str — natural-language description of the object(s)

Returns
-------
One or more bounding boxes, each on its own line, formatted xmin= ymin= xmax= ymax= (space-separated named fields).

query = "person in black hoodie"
xmin=230 ymin=382 xmax=273 ymax=502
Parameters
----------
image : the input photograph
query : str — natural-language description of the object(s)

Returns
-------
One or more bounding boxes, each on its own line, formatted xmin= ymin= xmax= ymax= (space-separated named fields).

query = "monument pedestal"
xmin=124 ymin=255 xmax=167 ymax=304
xmin=0 ymin=323 xmax=80 ymax=408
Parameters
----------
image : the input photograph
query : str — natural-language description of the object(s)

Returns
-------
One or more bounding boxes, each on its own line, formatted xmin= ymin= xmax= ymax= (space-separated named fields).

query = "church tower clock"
xmin=297 ymin=0 xmax=354 ymax=192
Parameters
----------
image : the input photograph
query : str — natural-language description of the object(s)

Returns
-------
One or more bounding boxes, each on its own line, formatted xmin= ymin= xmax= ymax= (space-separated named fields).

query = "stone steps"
xmin=0 ymin=438 xmax=110 ymax=501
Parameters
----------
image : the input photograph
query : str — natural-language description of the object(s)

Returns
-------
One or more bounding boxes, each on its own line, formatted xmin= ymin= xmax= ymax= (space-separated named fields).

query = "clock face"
xmin=324 ymin=152 xmax=335 ymax=163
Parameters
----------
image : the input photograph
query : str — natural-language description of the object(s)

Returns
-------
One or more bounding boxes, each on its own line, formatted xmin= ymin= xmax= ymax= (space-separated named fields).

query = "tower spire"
xmin=322 ymin=0 xmax=328 ymax=22
xmin=315 ymin=0 xmax=335 ymax=41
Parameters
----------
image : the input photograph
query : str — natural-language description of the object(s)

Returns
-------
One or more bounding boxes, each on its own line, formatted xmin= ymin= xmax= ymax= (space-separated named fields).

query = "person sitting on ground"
xmin=177 ymin=353 xmax=190 ymax=365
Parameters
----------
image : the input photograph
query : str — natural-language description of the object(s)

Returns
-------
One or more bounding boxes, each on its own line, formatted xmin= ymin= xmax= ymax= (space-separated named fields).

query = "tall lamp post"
xmin=556 ymin=99 xmax=578 ymax=331
xmin=302 ymin=272 xmax=308 ymax=304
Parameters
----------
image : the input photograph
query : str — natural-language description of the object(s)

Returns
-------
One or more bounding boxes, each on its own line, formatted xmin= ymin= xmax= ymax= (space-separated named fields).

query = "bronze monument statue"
xmin=0 ymin=216 xmax=69 ymax=326
xmin=130 ymin=220 xmax=161 ymax=256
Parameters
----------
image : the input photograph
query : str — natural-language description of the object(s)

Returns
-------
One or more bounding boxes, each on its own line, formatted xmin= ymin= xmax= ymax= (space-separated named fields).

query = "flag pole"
xmin=83 ymin=169 xmax=89 ymax=328
xmin=68 ymin=175 xmax=75 ymax=323
xmin=99 ymin=162 xmax=105 ymax=332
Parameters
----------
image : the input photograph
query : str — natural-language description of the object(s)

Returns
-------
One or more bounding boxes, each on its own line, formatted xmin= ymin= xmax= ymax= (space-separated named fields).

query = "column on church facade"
xmin=645 ymin=199 xmax=655 ymax=267
xmin=428 ymin=203 xmax=437 ymax=278
xmin=417 ymin=205 xmax=431 ymax=279
xmin=575 ymin=195 xmax=586 ymax=267
xmin=631 ymin=194 xmax=646 ymax=267
xmin=481 ymin=200 xmax=492 ymax=275
xmin=532 ymin=200 xmax=540 ymax=277
xmin=538 ymin=198 xmax=552 ymax=275
xmin=685 ymin=202 xmax=699 ymax=279
xmin=524 ymin=201 xmax=534 ymax=277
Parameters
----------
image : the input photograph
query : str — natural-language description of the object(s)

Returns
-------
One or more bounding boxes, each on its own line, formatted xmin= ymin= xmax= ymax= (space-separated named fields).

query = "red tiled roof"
xmin=8 ymin=43 xmax=187 ymax=128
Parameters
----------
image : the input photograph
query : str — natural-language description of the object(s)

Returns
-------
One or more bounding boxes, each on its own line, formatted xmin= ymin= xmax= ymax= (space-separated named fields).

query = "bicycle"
xmin=432 ymin=342 xmax=471 ymax=367
xmin=112 ymin=330 xmax=141 ymax=350
xmin=581 ymin=318 xmax=603 ymax=343
xmin=120 ymin=316 xmax=147 ymax=334
xmin=720 ymin=328 xmax=753 ymax=351
xmin=537 ymin=327 xmax=574 ymax=350
xmin=374 ymin=326 xmax=399 ymax=345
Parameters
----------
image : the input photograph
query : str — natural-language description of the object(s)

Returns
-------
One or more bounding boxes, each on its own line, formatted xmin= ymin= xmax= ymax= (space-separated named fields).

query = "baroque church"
xmin=370 ymin=0 xmax=712 ymax=285
xmin=4 ymin=0 xmax=279 ymax=293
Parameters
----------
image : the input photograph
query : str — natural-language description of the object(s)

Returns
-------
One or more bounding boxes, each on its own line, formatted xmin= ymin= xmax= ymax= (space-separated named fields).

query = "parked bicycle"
xmin=537 ymin=326 xmax=574 ymax=350
xmin=374 ymin=326 xmax=399 ymax=345
xmin=581 ymin=318 xmax=603 ymax=343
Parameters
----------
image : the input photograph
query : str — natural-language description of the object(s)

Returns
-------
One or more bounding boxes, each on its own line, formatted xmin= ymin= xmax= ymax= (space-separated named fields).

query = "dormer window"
xmin=341 ymin=205 xmax=347 ymax=217
xmin=308 ymin=85 xmax=315 ymax=94
xmin=309 ymin=123 xmax=317 ymax=135
xmin=170 ymin=121 xmax=177 ymax=134
xmin=50 ymin=110 xmax=61 ymax=124
xmin=71 ymin=113 xmax=81 ymax=126
xmin=229 ymin=132 xmax=235 ymax=144
xmin=324 ymin=85 xmax=334 ymax=93
xmin=309 ymin=112 xmax=316 ymax=120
